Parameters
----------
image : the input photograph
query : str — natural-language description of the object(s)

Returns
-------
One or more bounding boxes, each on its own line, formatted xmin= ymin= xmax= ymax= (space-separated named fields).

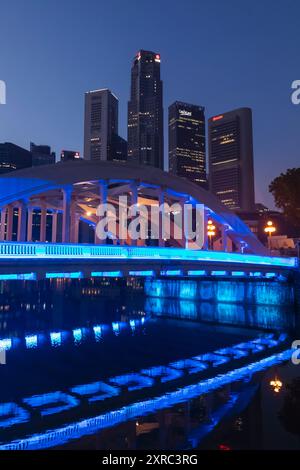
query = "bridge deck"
xmin=0 ymin=242 xmax=297 ymax=280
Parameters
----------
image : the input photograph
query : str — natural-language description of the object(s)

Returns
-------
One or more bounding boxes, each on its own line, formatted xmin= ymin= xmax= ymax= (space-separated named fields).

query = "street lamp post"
xmin=207 ymin=219 xmax=216 ymax=250
xmin=264 ymin=220 xmax=276 ymax=251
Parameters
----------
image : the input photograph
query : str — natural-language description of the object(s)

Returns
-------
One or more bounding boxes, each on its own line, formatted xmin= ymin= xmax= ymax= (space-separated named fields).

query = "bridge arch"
xmin=0 ymin=160 xmax=267 ymax=254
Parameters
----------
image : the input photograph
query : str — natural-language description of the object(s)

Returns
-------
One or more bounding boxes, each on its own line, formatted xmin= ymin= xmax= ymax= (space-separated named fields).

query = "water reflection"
xmin=0 ymin=277 xmax=298 ymax=450
xmin=146 ymin=297 xmax=294 ymax=331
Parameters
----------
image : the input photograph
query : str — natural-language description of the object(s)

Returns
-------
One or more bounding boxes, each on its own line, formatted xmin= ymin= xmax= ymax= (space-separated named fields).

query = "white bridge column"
xmin=51 ymin=211 xmax=58 ymax=243
xmin=202 ymin=208 xmax=210 ymax=250
xmin=17 ymin=200 xmax=27 ymax=242
xmin=221 ymin=225 xmax=231 ymax=252
xmin=158 ymin=188 xmax=165 ymax=247
xmin=40 ymin=207 xmax=47 ymax=242
xmin=70 ymin=200 xmax=80 ymax=244
xmin=27 ymin=208 xmax=34 ymax=242
xmin=6 ymin=205 xmax=14 ymax=241
xmin=62 ymin=187 xmax=72 ymax=243
xmin=95 ymin=180 xmax=107 ymax=244
xmin=130 ymin=181 xmax=138 ymax=247
xmin=0 ymin=207 xmax=6 ymax=241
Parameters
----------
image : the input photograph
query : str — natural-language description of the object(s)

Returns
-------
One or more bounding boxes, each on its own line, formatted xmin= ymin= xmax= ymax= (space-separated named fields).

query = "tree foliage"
xmin=269 ymin=168 xmax=300 ymax=226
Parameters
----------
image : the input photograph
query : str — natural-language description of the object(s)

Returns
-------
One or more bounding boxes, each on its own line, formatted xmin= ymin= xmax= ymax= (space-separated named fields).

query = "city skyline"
xmin=0 ymin=0 xmax=299 ymax=209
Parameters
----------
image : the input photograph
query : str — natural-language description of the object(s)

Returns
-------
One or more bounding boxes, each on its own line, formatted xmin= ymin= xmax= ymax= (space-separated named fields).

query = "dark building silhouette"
xmin=84 ymin=88 xmax=126 ymax=162
xmin=169 ymin=101 xmax=206 ymax=187
xmin=128 ymin=50 xmax=163 ymax=169
xmin=208 ymin=108 xmax=255 ymax=212
xmin=30 ymin=142 xmax=56 ymax=166
xmin=60 ymin=150 xmax=81 ymax=162
xmin=0 ymin=142 xmax=32 ymax=174
xmin=111 ymin=135 xmax=127 ymax=162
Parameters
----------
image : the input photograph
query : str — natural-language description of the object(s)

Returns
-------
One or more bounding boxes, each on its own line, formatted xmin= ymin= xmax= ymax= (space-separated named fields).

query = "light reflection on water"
xmin=0 ymin=277 xmax=298 ymax=450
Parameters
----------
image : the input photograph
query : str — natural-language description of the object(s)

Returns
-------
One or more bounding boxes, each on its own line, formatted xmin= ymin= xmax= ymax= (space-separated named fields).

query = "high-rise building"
xmin=60 ymin=150 xmax=81 ymax=162
xmin=208 ymin=107 xmax=255 ymax=212
xmin=0 ymin=143 xmax=32 ymax=174
xmin=30 ymin=142 xmax=56 ymax=166
xmin=128 ymin=50 xmax=163 ymax=169
xmin=168 ymin=101 xmax=206 ymax=187
xmin=84 ymin=88 xmax=121 ymax=161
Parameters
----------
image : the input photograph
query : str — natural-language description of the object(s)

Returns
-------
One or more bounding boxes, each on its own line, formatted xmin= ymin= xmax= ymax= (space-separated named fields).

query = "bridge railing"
xmin=0 ymin=241 xmax=297 ymax=268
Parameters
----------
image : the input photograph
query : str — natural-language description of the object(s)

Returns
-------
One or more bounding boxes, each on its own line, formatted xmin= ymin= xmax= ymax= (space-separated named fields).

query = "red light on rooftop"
xmin=219 ymin=444 xmax=231 ymax=451
xmin=155 ymin=54 xmax=160 ymax=59
xmin=212 ymin=115 xmax=224 ymax=122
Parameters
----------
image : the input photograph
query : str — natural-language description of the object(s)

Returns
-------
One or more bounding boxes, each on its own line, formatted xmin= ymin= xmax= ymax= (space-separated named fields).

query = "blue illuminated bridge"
xmin=0 ymin=159 xmax=297 ymax=280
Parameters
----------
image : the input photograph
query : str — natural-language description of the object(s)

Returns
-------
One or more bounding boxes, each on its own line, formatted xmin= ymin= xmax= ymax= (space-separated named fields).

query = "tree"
xmin=269 ymin=168 xmax=300 ymax=226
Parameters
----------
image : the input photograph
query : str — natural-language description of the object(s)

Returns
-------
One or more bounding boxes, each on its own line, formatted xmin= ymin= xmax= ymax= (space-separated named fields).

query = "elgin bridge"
xmin=0 ymin=159 xmax=297 ymax=284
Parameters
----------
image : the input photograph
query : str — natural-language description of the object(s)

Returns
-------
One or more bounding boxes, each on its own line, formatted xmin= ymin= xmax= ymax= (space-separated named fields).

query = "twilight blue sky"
xmin=0 ymin=0 xmax=299 ymax=208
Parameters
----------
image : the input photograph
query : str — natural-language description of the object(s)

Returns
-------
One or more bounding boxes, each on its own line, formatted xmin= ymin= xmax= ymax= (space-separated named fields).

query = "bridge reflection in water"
xmin=0 ymin=277 xmax=297 ymax=450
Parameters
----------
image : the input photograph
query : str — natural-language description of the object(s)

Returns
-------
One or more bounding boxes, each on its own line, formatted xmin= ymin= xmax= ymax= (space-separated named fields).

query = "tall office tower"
xmin=84 ymin=88 xmax=120 ymax=161
xmin=127 ymin=50 xmax=163 ymax=169
xmin=0 ymin=142 xmax=32 ymax=174
xmin=30 ymin=142 xmax=56 ymax=166
xmin=208 ymin=107 xmax=255 ymax=212
xmin=169 ymin=101 xmax=206 ymax=187
xmin=60 ymin=150 xmax=81 ymax=162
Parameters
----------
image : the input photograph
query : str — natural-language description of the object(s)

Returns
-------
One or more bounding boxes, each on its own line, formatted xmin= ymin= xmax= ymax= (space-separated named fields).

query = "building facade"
xmin=30 ymin=142 xmax=56 ymax=166
xmin=60 ymin=150 xmax=81 ymax=162
xmin=127 ymin=50 xmax=164 ymax=169
xmin=0 ymin=142 xmax=32 ymax=174
xmin=208 ymin=107 xmax=255 ymax=212
xmin=169 ymin=101 xmax=206 ymax=187
xmin=84 ymin=88 xmax=120 ymax=161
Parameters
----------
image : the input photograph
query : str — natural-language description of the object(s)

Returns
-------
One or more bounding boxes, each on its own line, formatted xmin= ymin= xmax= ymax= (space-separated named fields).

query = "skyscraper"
xmin=128 ymin=50 xmax=163 ymax=169
xmin=84 ymin=88 xmax=120 ymax=161
xmin=169 ymin=101 xmax=206 ymax=187
xmin=208 ymin=107 xmax=255 ymax=212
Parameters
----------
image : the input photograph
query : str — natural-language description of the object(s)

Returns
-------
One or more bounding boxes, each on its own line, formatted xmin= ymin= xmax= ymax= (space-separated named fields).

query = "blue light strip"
xmin=0 ymin=273 xmax=36 ymax=281
xmin=211 ymin=270 xmax=227 ymax=276
xmin=46 ymin=272 xmax=83 ymax=279
xmin=23 ymin=392 xmax=79 ymax=417
xmin=25 ymin=335 xmax=38 ymax=349
xmin=160 ymin=270 xmax=183 ymax=276
xmin=91 ymin=271 xmax=122 ymax=278
xmin=231 ymin=271 xmax=246 ymax=277
xmin=141 ymin=366 xmax=183 ymax=383
xmin=0 ymin=349 xmax=292 ymax=450
xmin=0 ymin=339 xmax=12 ymax=351
xmin=187 ymin=270 xmax=207 ymax=276
xmin=128 ymin=270 xmax=155 ymax=277
xmin=0 ymin=242 xmax=296 ymax=268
